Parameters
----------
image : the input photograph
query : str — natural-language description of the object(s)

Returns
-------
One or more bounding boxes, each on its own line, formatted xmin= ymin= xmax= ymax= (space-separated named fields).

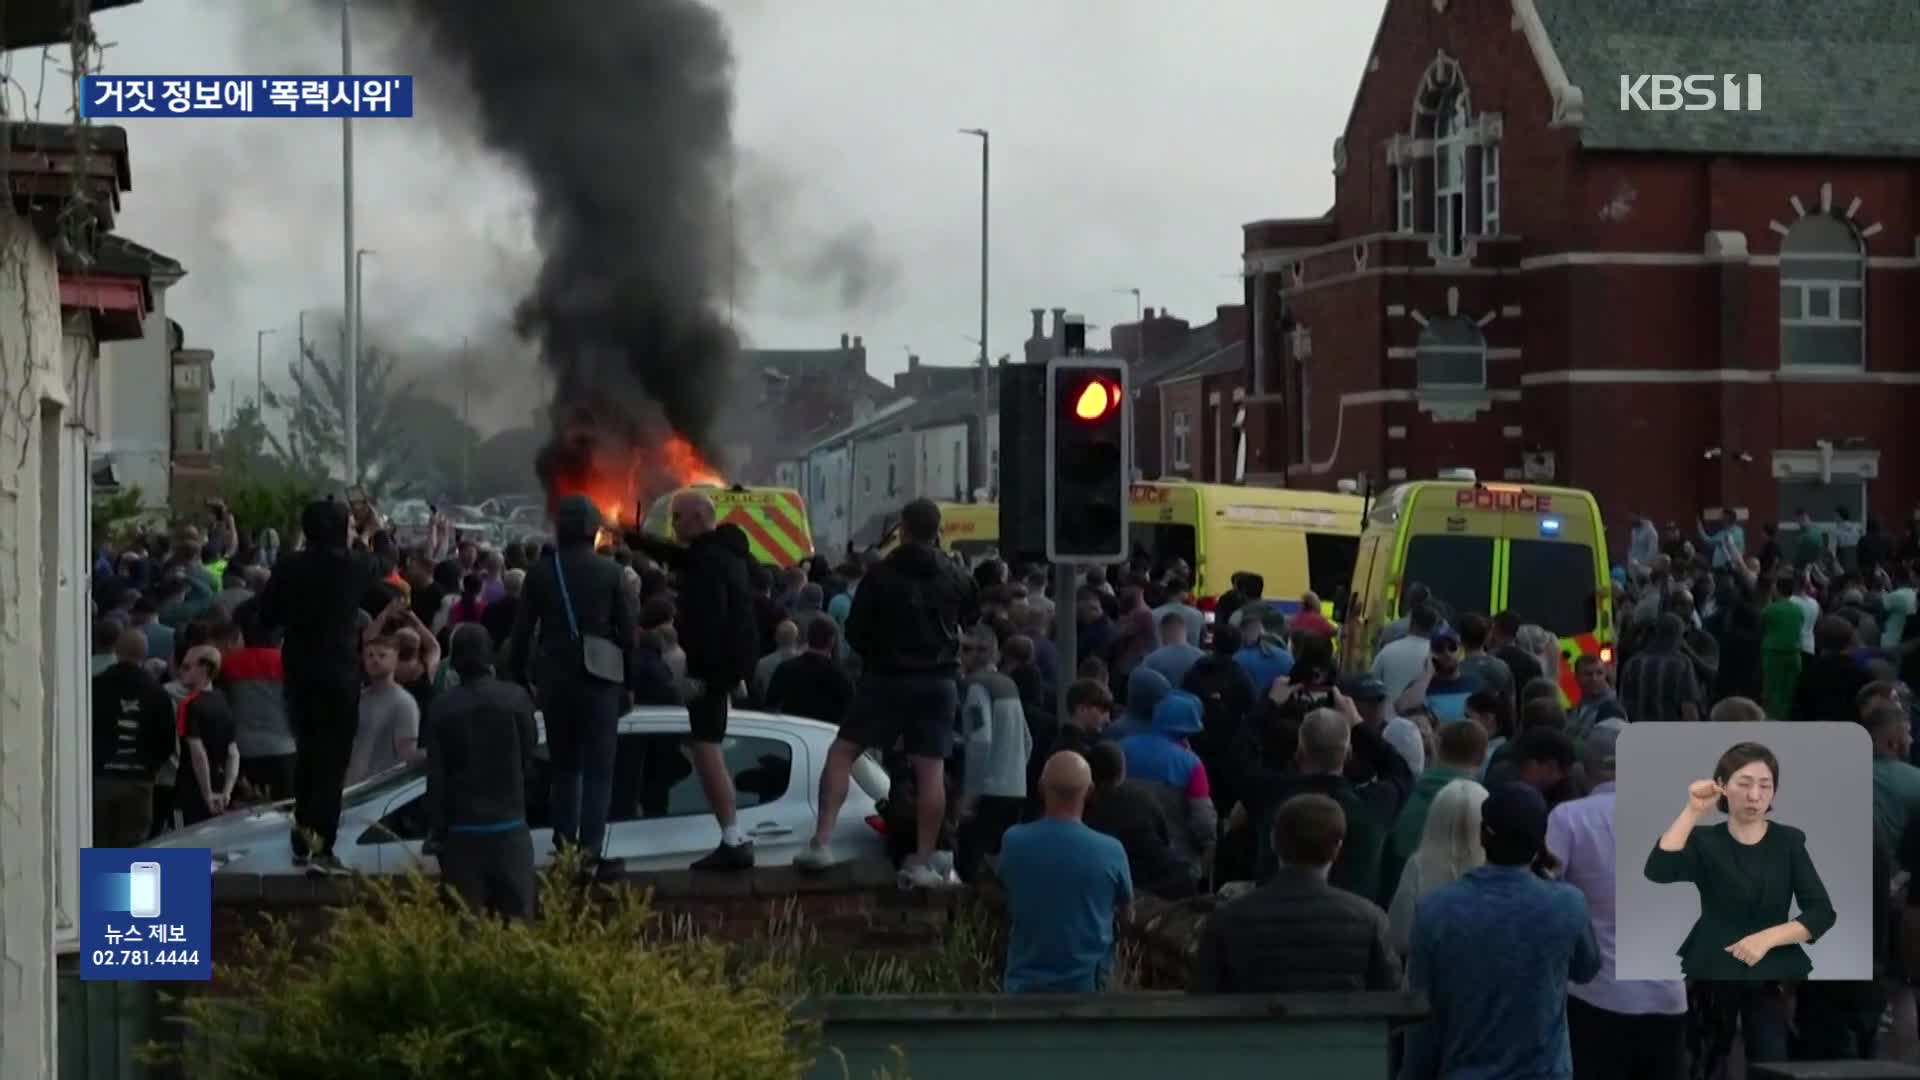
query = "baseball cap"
xmin=1431 ymin=626 xmax=1461 ymax=647
xmin=1339 ymin=674 xmax=1388 ymax=701
xmin=1480 ymin=782 xmax=1549 ymax=847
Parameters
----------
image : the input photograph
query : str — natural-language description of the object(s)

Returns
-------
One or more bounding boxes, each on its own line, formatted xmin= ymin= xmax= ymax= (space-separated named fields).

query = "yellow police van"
xmin=639 ymin=484 xmax=816 ymax=568
xmin=1128 ymin=481 xmax=1363 ymax=622
xmin=1339 ymin=472 xmax=1613 ymax=703
xmin=878 ymin=482 xmax=1363 ymax=622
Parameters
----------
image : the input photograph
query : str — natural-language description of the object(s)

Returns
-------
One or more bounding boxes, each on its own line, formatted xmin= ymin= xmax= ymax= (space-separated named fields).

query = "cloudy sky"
xmin=54 ymin=0 xmax=1381 ymax=432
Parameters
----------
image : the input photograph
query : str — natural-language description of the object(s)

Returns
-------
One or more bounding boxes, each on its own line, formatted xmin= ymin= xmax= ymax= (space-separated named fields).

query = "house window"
xmin=1780 ymin=214 xmax=1865 ymax=368
xmin=1394 ymin=165 xmax=1414 ymax=233
xmin=1415 ymin=316 xmax=1487 ymax=389
xmin=1171 ymin=411 xmax=1191 ymax=470
xmin=1433 ymin=92 xmax=1469 ymax=257
xmin=952 ymin=441 xmax=963 ymax=500
xmin=886 ymin=450 xmax=897 ymax=497
xmin=1480 ymin=144 xmax=1500 ymax=235
xmin=1777 ymin=477 xmax=1866 ymax=530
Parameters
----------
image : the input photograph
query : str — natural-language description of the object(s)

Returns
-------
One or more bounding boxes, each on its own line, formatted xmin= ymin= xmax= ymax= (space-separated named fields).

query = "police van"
xmin=1339 ymin=471 xmax=1614 ymax=704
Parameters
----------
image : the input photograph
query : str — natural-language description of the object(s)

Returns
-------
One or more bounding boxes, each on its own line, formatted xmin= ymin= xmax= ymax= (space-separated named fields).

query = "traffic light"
xmin=1046 ymin=356 xmax=1130 ymax=563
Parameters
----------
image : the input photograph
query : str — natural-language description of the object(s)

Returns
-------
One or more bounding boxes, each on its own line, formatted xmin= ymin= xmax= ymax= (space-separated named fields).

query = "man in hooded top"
xmin=256 ymin=498 xmax=377 ymax=873
xmin=510 ymin=494 xmax=637 ymax=879
xmin=625 ymin=490 xmax=761 ymax=871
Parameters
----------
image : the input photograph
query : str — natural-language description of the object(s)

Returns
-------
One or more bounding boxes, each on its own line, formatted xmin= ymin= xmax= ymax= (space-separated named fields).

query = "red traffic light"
xmin=1071 ymin=377 xmax=1122 ymax=422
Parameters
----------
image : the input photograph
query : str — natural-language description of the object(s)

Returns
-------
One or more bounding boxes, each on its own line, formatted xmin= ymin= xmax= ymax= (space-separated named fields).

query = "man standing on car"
xmin=511 ymin=495 xmax=636 ymax=880
xmin=256 ymin=499 xmax=376 ymax=874
xmin=625 ymin=490 xmax=760 ymax=871
xmin=796 ymin=497 xmax=978 ymax=888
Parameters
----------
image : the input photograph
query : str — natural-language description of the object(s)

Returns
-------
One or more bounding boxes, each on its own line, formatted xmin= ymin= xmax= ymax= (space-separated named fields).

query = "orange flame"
xmin=546 ymin=431 xmax=725 ymax=548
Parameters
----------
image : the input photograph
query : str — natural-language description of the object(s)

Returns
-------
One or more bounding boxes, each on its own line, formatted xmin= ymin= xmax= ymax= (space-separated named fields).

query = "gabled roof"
xmin=1530 ymin=0 xmax=1920 ymax=158
xmin=800 ymin=395 xmax=920 ymax=455
xmin=89 ymin=234 xmax=185 ymax=280
xmin=1157 ymin=340 xmax=1245 ymax=384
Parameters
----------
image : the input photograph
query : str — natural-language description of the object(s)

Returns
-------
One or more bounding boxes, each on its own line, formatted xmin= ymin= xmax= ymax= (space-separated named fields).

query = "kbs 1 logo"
xmin=1618 ymin=74 xmax=1763 ymax=113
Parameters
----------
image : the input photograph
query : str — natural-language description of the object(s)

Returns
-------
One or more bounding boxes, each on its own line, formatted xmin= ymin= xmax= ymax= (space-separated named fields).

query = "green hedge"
xmin=151 ymin=869 xmax=814 ymax=1079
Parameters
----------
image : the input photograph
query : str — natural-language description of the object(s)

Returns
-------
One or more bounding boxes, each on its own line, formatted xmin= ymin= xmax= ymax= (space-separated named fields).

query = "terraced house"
xmin=1242 ymin=0 xmax=1920 ymax=551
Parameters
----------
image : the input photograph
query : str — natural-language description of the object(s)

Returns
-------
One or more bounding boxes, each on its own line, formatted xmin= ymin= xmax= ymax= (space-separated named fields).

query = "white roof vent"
xmin=1335 ymin=478 xmax=1359 ymax=494
xmin=1437 ymin=468 xmax=1478 ymax=482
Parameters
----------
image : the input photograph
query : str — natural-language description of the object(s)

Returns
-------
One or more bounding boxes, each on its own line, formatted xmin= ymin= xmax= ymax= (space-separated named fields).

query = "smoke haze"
xmin=345 ymin=0 xmax=743 ymax=491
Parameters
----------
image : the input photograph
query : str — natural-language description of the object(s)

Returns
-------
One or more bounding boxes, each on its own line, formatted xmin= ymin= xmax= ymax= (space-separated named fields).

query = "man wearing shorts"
xmin=628 ymin=491 xmax=760 ymax=870
xmin=797 ymin=498 xmax=978 ymax=887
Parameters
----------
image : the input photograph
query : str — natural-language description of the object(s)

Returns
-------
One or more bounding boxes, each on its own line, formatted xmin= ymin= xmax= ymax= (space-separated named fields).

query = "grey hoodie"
xmin=960 ymin=668 xmax=1031 ymax=800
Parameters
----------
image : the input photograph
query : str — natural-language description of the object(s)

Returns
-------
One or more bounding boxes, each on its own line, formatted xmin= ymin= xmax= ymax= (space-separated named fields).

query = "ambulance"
xmin=639 ymin=483 xmax=816 ymax=568
xmin=1128 ymin=481 xmax=1364 ymax=622
xmin=1339 ymin=472 xmax=1613 ymax=704
xmin=876 ymin=502 xmax=999 ymax=560
xmin=876 ymin=482 xmax=1365 ymax=623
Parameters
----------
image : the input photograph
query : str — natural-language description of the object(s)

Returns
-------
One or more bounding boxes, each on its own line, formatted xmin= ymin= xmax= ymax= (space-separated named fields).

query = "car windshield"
xmin=341 ymin=763 xmax=424 ymax=808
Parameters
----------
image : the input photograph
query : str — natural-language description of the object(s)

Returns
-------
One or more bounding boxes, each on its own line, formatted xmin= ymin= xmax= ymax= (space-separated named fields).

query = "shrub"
xmin=153 ymin=867 xmax=813 ymax=1079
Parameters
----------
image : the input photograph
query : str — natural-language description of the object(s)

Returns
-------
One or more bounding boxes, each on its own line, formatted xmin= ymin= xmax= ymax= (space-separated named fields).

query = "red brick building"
xmin=1242 ymin=0 xmax=1920 ymax=552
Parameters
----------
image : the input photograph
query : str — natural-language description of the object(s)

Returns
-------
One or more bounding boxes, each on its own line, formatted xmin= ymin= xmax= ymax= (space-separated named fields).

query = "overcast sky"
xmin=56 ymin=0 xmax=1381 ymax=432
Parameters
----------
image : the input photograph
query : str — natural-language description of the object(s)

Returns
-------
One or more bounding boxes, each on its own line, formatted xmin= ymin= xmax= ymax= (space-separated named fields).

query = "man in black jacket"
xmin=1190 ymin=793 xmax=1400 ymax=993
xmin=256 ymin=499 xmax=376 ymax=872
xmin=509 ymin=495 xmax=636 ymax=877
xmin=428 ymin=624 xmax=539 ymax=919
xmin=92 ymin=629 xmax=177 ymax=847
xmin=796 ymin=498 xmax=978 ymax=888
xmin=626 ymin=490 xmax=760 ymax=871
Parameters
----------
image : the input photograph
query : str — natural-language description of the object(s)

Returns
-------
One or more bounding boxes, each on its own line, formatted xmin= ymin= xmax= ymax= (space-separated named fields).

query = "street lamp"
xmin=959 ymin=127 xmax=989 ymax=502
xmin=254 ymin=328 xmax=278 ymax=409
xmin=341 ymin=0 xmax=359 ymax=483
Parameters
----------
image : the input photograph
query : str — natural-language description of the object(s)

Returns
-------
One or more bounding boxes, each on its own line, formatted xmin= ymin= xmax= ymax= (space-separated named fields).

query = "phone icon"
xmin=128 ymin=861 xmax=162 ymax=919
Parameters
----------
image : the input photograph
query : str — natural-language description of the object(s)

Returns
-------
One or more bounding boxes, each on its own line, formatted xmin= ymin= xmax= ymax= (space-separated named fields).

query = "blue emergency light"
xmin=1540 ymin=517 xmax=1562 ymax=537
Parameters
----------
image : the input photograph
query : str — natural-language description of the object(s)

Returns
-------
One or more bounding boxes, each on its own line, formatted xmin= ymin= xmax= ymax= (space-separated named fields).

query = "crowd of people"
xmin=84 ymin=487 xmax=1920 ymax=1075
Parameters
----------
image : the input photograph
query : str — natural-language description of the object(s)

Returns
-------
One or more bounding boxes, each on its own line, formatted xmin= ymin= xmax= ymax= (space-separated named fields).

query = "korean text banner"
xmin=80 ymin=848 xmax=213 ymax=981
xmin=80 ymin=76 xmax=413 ymax=118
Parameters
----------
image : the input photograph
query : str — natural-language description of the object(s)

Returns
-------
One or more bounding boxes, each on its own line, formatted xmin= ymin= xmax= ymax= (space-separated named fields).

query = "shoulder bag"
xmin=551 ymin=552 xmax=626 ymax=685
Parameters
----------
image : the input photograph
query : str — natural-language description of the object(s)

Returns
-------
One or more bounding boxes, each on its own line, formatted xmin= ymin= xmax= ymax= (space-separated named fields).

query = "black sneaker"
xmin=690 ymin=840 xmax=754 ymax=872
xmin=292 ymin=852 xmax=311 ymax=870
xmin=305 ymin=853 xmax=348 ymax=877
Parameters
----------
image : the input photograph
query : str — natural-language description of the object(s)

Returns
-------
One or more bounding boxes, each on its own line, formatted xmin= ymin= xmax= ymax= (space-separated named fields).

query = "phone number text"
xmin=89 ymin=949 xmax=201 ymax=967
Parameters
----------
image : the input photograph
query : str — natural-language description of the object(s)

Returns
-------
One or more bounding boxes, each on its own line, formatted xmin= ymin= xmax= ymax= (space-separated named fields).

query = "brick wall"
xmin=206 ymin=861 xmax=963 ymax=961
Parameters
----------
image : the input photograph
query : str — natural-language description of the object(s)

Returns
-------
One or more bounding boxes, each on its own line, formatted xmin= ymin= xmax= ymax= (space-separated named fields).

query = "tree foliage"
xmin=90 ymin=485 xmax=150 ymax=547
xmin=218 ymin=474 xmax=319 ymax=545
xmin=265 ymin=343 xmax=484 ymax=502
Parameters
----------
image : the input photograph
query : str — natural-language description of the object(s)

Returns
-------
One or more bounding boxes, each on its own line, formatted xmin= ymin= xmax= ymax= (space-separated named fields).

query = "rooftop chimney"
xmin=1143 ymin=306 xmax=1156 ymax=321
xmin=1030 ymin=308 xmax=1044 ymax=338
xmin=852 ymin=335 xmax=863 ymax=350
xmin=840 ymin=333 xmax=850 ymax=349
xmin=1051 ymin=307 xmax=1068 ymax=337
xmin=907 ymin=353 xmax=920 ymax=370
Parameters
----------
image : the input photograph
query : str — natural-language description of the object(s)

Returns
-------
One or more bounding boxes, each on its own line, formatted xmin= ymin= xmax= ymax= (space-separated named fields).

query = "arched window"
xmin=1779 ymin=215 xmax=1865 ymax=368
xmin=1432 ymin=90 xmax=1470 ymax=256
xmin=1416 ymin=317 xmax=1486 ymax=389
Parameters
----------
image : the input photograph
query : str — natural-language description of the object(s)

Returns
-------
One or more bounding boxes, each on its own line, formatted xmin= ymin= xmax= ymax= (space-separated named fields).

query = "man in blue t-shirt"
xmin=996 ymin=750 xmax=1134 ymax=993
xmin=1423 ymin=628 xmax=1484 ymax=723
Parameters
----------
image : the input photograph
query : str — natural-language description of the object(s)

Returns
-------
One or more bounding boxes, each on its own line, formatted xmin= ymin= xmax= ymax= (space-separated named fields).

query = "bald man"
xmin=994 ymin=751 xmax=1134 ymax=993
xmin=93 ymin=628 xmax=177 ymax=847
xmin=626 ymin=488 xmax=761 ymax=871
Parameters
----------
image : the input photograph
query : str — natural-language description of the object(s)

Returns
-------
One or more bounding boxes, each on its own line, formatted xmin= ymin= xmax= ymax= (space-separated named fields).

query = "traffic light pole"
xmin=1054 ymin=562 xmax=1077 ymax=725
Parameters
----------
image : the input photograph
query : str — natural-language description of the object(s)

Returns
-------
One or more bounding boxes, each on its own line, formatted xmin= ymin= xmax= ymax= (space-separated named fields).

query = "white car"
xmin=147 ymin=707 xmax=891 ymax=876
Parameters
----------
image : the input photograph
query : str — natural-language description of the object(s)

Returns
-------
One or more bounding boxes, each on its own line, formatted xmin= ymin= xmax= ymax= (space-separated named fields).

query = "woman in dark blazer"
xmin=1644 ymin=741 xmax=1836 ymax=981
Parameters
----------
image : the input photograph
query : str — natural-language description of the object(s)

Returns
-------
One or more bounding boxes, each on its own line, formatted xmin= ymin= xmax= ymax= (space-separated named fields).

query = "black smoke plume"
xmin=359 ymin=0 xmax=741 ymax=501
